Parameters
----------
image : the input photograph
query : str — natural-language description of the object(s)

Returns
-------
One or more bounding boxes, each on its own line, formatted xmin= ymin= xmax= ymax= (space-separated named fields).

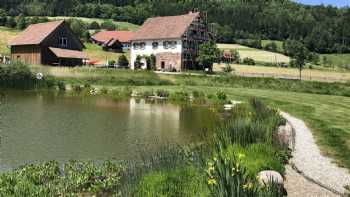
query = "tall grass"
xmin=0 ymin=62 xmax=56 ymax=89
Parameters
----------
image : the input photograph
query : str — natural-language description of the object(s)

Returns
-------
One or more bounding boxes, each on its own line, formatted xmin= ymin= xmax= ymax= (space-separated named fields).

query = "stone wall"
xmin=156 ymin=52 xmax=182 ymax=71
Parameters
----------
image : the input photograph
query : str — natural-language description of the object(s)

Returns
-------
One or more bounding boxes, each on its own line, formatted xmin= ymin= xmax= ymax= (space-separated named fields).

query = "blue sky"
xmin=295 ymin=0 xmax=350 ymax=7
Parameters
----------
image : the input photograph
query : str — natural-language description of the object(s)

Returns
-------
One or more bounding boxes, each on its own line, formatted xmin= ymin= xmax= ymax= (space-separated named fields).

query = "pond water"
xmin=0 ymin=90 xmax=221 ymax=171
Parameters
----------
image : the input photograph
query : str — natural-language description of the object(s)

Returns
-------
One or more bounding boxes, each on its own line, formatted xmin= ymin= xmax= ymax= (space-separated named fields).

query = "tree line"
xmin=0 ymin=0 xmax=349 ymax=54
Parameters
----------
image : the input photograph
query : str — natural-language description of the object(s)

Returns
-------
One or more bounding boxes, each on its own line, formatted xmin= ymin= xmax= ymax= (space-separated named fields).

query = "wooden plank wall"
xmin=11 ymin=45 xmax=41 ymax=65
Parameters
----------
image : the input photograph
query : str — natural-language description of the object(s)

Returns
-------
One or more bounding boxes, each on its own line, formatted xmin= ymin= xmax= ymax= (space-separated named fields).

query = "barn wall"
xmin=11 ymin=45 xmax=41 ymax=65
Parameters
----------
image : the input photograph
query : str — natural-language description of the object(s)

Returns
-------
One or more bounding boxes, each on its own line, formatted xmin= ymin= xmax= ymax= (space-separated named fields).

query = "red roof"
xmin=92 ymin=31 xmax=135 ymax=43
xmin=131 ymin=12 xmax=200 ymax=41
xmin=9 ymin=21 xmax=64 ymax=46
xmin=49 ymin=47 xmax=87 ymax=59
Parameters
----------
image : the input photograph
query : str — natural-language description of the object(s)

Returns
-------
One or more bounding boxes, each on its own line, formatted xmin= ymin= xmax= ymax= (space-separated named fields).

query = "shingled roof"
xmin=131 ymin=12 xmax=200 ymax=41
xmin=9 ymin=20 xmax=64 ymax=46
xmin=92 ymin=31 xmax=135 ymax=43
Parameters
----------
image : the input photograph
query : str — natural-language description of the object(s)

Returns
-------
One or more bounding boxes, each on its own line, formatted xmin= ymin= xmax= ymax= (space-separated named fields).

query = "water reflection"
xmin=0 ymin=90 xmax=220 ymax=171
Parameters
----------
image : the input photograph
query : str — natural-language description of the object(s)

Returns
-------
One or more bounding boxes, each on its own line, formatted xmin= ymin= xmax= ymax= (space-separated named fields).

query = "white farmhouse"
xmin=130 ymin=12 xmax=210 ymax=71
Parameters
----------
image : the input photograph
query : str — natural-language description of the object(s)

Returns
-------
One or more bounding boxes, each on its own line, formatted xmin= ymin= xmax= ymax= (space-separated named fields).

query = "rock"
xmin=274 ymin=122 xmax=294 ymax=149
xmin=258 ymin=170 xmax=284 ymax=185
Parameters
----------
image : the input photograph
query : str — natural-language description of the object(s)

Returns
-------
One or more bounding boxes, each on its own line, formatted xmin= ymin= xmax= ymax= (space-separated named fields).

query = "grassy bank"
xmin=0 ymin=27 xmax=19 ymax=55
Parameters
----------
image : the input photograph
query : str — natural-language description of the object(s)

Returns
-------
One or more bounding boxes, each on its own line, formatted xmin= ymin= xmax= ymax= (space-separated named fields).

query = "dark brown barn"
xmin=9 ymin=20 xmax=87 ymax=66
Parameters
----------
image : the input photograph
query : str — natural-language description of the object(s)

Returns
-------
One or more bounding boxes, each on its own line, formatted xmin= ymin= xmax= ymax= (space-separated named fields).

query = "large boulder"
xmin=258 ymin=170 xmax=284 ymax=185
xmin=274 ymin=122 xmax=294 ymax=150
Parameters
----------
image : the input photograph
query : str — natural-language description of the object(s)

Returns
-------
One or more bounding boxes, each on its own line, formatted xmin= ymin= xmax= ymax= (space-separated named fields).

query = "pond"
xmin=0 ymin=90 xmax=221 ymax=171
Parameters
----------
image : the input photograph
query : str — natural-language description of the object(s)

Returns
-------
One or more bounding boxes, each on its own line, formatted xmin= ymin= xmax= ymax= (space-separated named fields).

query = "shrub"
xmin=118 ymin=55 xmax=129 ymax=67
xmin=170 ymin=91 xmax=189 ymax=101
xmin=216 ymin=91 xmax=227 ymax=101
xmin=101 ymin=20 xmax=116 ymax=30
xmin=72 ymin=84 xmax=83 ymax=92
xmin=263 ymin=42 xmax=278 ymax=52
xmin=89 ymin=21 xmax=100 ymax=29
xmin=57 ymin=81 xmax=66 ymax=91
xmin=242 ymin=57 xmax=255 ymax=65
xmin=156 ymin=89 xmax=170 ymax=98
xmin=222 ymin=63 xmax=233 ymax=73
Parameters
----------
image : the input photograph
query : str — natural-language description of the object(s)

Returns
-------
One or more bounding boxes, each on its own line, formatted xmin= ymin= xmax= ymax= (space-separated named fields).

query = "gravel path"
xmin=282 ymin=112 xmax=350 ymax=195
xmin=284 ymin=165 xmax=338 ymax=197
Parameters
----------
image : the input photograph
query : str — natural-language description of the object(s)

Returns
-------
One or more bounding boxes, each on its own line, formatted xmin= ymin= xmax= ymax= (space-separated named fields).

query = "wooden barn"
xmin=9 ymin=20 xmax=87 ymax=66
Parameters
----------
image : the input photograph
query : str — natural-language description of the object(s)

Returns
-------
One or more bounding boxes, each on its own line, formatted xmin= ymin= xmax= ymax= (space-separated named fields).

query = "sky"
xmin=295 ymin=0 xmax=350 ymax=7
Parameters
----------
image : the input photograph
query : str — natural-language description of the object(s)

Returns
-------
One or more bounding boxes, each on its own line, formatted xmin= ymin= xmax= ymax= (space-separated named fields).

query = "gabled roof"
xmin=9 ymin=20 xmax=65 ymax=46
xmin=49 ymin=47 xmax=87 ymax=59
xmin=92 ymin=31 xmax=135 ymax=43
xmin=131 ymin=12 xmax=200 ymax=41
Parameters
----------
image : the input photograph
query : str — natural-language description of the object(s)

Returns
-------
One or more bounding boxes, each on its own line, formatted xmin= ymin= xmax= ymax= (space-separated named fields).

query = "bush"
xmin=242 ymin=57 xmax=255 ymax=65
xmin=118 ymin=55 xmax=129 ymax=67
xmin=263 ymin=42 xmax=277 ymax=52
xmin=222 ymin=63 xmax=233 ymax=73
xmin=57 ymin=81 xmax=66 ymax=91
xmin=156 ymin=89 xmax=170 ymax=98
xmin=89 ymin=21 xmax=100 ymax=29
xmin=216 ymin=91 xmax=227 ymax=101
xmin=101 ymin=20 xmax=116 ymax=30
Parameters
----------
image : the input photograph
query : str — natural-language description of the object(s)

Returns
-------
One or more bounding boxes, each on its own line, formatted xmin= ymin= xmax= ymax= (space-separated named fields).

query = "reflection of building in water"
xmin=128 ymin=98 xmax=181 ymax=141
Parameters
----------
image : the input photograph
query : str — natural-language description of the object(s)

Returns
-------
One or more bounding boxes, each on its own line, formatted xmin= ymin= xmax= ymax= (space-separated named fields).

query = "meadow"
xmin=217 ymin=43 xmax=290 ymax=63
xmin=0 ymin=27 xmax=20 ymax=55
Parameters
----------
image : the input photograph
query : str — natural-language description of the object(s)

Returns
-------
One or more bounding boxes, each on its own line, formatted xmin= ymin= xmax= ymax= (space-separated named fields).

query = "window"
xmin=163 ymin=41 xmax=176 ymax=49
xmin=170 ymin=41 xmax=177 ymax=49
xmin=59 ymin=37 xmax=67 ymax=47
xmin=140 ymin=42 xmax=146 ymax=50
xmin=133 ymin=43 xmax=140 ymax=50
xmin=163 ymin=41 xmax=169 ymax=49
xmin=152 ymin=42 xmax=159 ymax=49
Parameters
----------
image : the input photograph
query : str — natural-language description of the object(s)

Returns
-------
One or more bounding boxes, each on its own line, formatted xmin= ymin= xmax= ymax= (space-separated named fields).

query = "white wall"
xmin=130 ymin=39 xmax=182 ymax=69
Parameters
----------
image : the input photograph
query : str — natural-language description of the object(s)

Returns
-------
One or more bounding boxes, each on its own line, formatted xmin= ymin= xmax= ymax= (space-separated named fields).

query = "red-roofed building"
xmin=91 ymin=31 xmax=135 ymax=52
xmin=130 ymin=12 xmax=210 ymax=71
xmin=9 ymin=20 xmax=86 ymax=66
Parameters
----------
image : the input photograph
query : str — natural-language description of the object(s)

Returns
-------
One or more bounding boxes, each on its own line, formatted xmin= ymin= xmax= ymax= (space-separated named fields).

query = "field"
xmin=217 ymin=43 xmax=290 ymax=63
xmin=214 ymin=63 xmax=350 ymax=82
xmin=0 ymin=27 xmax=19 ymax=55
xmin=321 ymin=53 xmax=350 ymax=68
xmin=47 ymin=16 xmax=140 ymax=31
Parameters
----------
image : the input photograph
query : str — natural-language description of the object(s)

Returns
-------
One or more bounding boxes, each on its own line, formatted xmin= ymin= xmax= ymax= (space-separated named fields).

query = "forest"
xmin=0 ymin=0 xmax=350 ymax=54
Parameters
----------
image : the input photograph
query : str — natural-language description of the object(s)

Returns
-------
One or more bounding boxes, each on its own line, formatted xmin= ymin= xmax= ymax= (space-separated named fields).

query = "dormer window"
xmin=59 ymin=37 xmax=67 ymax=47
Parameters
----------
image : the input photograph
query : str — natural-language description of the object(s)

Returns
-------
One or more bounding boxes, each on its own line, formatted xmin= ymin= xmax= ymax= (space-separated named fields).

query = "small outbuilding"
xmin=9 ymin=20 xmax=87 ymax=66
xmin=91 ymin=31 xmax=135 ymax=52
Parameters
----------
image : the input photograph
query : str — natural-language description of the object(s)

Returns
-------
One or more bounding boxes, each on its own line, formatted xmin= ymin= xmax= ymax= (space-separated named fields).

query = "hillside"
xmin=47 ymin=16 xmax=139 ymax=31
